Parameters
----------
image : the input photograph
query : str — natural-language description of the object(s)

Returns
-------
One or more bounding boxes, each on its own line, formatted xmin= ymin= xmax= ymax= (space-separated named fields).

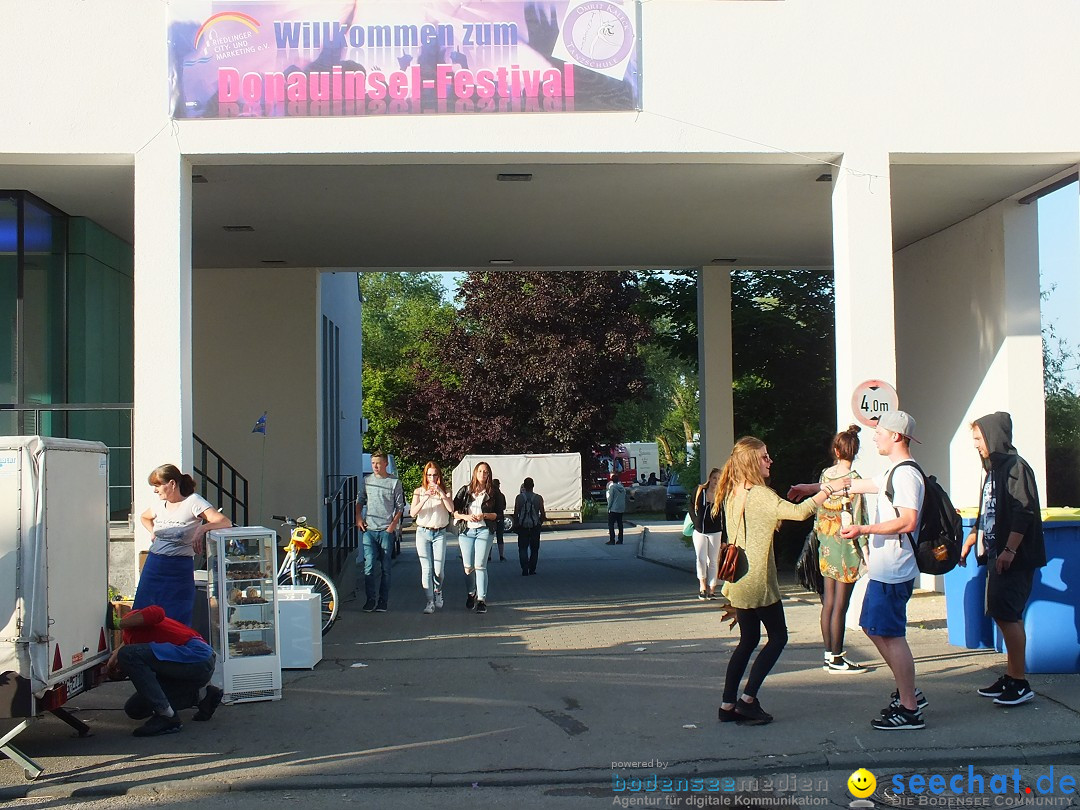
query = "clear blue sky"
xmin=437 ymin=188 xmax=1080 ymax=389
xmin=1039 ymin=182 xmax=1080 ymax=389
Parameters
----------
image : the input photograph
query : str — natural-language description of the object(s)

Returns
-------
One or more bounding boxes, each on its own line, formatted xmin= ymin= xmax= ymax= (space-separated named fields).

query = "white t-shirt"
xmin=149 ymin=493 xmax=214 ymax=557
xmin=867 ymin=461 xmax=924 ymax=583
xmin=466 ymin=493 xmax=486 ymax=529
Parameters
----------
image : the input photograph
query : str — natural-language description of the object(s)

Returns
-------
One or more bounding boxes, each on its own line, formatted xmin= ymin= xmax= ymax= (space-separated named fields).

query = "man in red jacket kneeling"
xmin=107 ymin=605 xmax=224 ymax=737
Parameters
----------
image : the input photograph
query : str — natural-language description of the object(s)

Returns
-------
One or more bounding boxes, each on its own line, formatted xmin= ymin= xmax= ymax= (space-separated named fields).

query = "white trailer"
xmin=624 ymin=441 xmax=661 ymax=483
xmin=452 ymin=454 xmax=583 ymax=522
xmin=0 ymin=437 xmax=112 ymax=780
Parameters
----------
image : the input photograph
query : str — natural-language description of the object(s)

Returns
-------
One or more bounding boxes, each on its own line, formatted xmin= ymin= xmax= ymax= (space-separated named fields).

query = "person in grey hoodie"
xmin=605 ymin=473 xmax=627 ymax=545
xmin=960 ymin=412 xmax=1046 ymax=707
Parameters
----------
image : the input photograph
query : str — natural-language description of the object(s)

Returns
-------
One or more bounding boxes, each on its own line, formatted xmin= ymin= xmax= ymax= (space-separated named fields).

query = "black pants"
xmin=608 ymin=511 xmax=624 ymax=543
xmin=517 ymin=528 xmax=541 ymax=573
xmin=722 ymin=600 xmax=788 ymax=703
xmin=495 ymin=515 xmax=505 ymax=558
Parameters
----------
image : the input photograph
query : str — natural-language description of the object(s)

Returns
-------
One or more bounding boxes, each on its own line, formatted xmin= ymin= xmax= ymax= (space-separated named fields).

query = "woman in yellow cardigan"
xmin=718 ymin=437 xmax=830 ymax=725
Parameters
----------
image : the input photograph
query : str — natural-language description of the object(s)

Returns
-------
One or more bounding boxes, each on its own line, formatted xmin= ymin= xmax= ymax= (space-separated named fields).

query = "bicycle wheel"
xmin=297 ymin=568 xmax=339 ymax=634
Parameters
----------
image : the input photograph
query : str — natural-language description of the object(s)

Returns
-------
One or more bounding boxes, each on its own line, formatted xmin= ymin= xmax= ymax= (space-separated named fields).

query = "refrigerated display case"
xmin=206 ymin=527 xmax=281 ymax=703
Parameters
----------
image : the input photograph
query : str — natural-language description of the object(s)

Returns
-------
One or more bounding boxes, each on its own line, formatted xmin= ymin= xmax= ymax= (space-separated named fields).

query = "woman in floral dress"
xmin=814 ymin=425 xmax=868 ymax=673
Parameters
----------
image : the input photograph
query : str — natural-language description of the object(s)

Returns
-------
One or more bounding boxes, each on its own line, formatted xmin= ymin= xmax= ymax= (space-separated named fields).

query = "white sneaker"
xmin=434 ymin=591 xmax=443 ymax=609
xmin=423 ymin=602 xmax=435 ymax=614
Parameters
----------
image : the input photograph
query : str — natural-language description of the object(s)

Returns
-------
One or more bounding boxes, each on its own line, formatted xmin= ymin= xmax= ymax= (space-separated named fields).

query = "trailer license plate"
xmin=64 ymin=672 xmax=86 ymax=698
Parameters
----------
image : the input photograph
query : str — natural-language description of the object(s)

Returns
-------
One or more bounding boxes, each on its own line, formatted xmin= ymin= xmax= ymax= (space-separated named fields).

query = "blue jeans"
xmin=415 ymin=526 xmax=447 ymax=600
xmin=117 ymin=644 xmax=215 ymax=716
xmin=362 ymin=529 xmax=394 ymax=602
xmin=458 ymin=527 xmax=493 ymax=600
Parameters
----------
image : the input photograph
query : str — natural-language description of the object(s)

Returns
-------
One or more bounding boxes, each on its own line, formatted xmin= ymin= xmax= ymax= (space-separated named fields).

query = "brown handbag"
xmin=716 ymin=504 xmax=748 ymax=583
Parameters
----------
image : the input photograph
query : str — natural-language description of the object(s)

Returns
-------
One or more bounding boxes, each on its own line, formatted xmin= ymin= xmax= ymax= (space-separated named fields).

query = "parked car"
xmin=665 ymin=473 xmax=689 ymax=521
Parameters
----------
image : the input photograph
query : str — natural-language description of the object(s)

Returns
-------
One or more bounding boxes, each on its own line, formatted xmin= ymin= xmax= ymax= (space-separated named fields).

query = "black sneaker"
xmin=476 ymin=600 xmax=487 ymax=614
xmin=362 ymin=599 xmax=377 ymax=612
xmin=994 ymin=679 xmax=1034 ymax=706
xmin=193 ymin=685 xmax=224 ymax=722
xmin=884 ymin=687 xmax=928 ymax=715
xmin=734 ymin=698 xmax=773 ymax=726
xmin=718 ymin=705 xmax=739 ymax=723
xmin=133 ymin=713 xmax=183 ymax=737
xmin=977 ymin=674 xmax=1010 ymax=698
xmin=375 ymin=600 xmax=388 ymax=613
xmin=466 ymin=592 xmax=477 ymax=610
xmin=871 ymin=706 xmax=924 ymax=730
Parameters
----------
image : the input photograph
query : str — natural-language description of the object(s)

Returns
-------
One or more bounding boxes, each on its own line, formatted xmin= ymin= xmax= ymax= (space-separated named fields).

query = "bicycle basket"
xmin=289 ymin=524 xmax=323 ymax=550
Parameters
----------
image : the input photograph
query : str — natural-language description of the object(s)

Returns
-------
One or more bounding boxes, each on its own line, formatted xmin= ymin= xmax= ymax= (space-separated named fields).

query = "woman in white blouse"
xmin=411 ymin=462 xmax=456 ymax=614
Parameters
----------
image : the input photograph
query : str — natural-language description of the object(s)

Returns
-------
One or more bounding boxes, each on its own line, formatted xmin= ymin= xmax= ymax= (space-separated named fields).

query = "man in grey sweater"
xmin=606 ymin=473 xmax=627 ymax=545
xmin=356 ymin=452 xmax=404 ymax=612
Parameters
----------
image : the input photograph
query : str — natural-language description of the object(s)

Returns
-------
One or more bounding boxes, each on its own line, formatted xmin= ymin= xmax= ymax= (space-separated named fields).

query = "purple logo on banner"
xmin=167 ymin=1 xmax=641 ymax=119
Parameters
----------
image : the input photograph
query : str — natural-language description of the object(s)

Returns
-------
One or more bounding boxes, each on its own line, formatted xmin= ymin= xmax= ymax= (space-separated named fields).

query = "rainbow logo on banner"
xmin=193 ymin=11 xmax=261 ymax=49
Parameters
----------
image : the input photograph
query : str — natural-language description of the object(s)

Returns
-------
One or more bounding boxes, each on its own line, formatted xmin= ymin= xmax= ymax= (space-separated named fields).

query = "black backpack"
xmin=884 ymin=460 xmax=963 ymax=575
xmin=516 ymin=492 xmax=539 ymax=529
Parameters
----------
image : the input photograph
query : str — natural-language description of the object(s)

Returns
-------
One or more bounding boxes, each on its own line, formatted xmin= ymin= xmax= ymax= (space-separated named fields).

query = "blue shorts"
xmin=860 ymin=578 xmax=915 ymax=638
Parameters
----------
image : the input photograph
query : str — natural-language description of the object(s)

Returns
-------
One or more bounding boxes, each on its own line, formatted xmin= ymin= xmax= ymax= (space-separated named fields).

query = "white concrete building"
xmin=3 ymin=0 xmax=1076 ymax=572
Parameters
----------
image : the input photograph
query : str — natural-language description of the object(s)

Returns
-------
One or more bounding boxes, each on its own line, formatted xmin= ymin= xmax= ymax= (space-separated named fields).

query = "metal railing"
xmin=193 ymin=433 xmax=249 ymax=526
xmin=324 ymin=474 xmax=359 ymax=579
xmin=0 ymin=402 xmax=134 ymax=521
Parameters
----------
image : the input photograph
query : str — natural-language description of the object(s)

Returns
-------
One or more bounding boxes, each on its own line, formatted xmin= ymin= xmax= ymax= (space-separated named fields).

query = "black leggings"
xmin=821 ymin=577 xmax=855 ymax=655
xmin=722 ymin=600 xmax=788 ymax=703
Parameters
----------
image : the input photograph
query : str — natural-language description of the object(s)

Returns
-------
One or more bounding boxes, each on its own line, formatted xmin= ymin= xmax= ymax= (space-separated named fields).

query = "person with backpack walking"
xmin=834 ymin=411 xmax=927 ymax=730
xmin=453 ymin=461 xmax=499 ymax=614
xmin=514 ymin=478 xmax=546 ymax=576
xmin=960 ymin=412 xmax=1046 ymax=707
xmin=606 ymin=473 xmax=627 ymax=545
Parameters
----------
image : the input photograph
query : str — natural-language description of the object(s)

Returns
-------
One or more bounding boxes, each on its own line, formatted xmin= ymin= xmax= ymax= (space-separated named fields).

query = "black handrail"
xmin=324 ymin=474 xmax=358 ymax=579
xmin=193 ymin=433 xmax=249 ymax=526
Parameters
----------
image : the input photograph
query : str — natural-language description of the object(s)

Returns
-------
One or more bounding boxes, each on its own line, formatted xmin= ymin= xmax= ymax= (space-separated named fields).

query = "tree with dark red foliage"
xmin=391 ymin=271 xmax=650 ymax=465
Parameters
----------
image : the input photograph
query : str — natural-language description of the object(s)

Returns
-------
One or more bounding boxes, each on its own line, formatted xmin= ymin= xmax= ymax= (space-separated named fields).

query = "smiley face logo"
xmin=848 ymin=768 xmax=876 ymax=799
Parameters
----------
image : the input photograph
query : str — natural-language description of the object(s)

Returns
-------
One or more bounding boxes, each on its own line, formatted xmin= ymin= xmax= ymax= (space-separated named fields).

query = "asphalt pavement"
xmin=2 ymin=521 xmax=1078 ymax=808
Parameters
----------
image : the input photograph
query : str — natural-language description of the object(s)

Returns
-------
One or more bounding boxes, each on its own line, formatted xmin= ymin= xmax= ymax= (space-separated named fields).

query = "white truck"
xmin=451 ymin=453 xmax=583 ymax=523
xmin=623 ymin=441 xmax=661 ymax=484
xmin=0 ymin=437 xmax=112 ymax=780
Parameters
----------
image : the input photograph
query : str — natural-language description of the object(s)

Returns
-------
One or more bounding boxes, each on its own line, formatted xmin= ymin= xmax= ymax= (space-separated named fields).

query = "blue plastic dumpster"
xmin=944 ymin=517 xmax=995 ymax=649
xmin=1000 ymin=513 xmax=1080 ymax=674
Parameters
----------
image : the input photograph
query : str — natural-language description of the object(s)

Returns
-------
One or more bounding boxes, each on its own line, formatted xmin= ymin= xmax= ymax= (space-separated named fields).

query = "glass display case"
xmin=206 ymin=527 xmax=282 ymax=704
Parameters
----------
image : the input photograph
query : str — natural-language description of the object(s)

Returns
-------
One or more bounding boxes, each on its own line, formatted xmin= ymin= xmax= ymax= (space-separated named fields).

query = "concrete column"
xmin=1001 ymin=202 xmax=1047 ymax=502
xmin=133 ymin=134 xmax=193 ymax=548
xmin=697 ymin=266 xmax=733 ymax=475
xmin=832 ymin=150 xmax=895 ymax=477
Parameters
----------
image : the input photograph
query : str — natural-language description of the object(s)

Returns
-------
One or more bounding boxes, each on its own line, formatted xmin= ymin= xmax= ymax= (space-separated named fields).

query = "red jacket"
xmin=122 ymin=606 xmax=207 ymax=646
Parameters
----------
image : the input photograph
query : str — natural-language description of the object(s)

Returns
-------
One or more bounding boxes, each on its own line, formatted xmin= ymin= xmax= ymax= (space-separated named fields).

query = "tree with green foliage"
xmin=390 ymin=271 xmax=650 ymax=466
xmin=1043 ymin=319 xmax=1080 ymax=505
xmin=357 ymin=272 xmax=455 ymax=490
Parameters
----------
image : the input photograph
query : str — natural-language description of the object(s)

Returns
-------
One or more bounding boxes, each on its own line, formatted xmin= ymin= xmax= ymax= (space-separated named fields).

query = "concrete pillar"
xmin=133 ymin=135 xmax=193 ymax=549
xmin=697 ymin=266 xmax=734 ymax=476
xmin=1000 ymin=202 xmax=1047 ymax=502
xmin=832 ymin=150 xmax=895 ymax=478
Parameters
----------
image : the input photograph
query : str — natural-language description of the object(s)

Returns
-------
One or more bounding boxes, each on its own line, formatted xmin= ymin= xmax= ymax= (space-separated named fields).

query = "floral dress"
xmin=815 ymin=469 xmax=868 ymax=584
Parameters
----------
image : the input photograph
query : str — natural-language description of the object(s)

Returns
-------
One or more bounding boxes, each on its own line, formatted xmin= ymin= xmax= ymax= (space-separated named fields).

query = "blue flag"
xmin=251 ymin=412 xmax=267 ymax=435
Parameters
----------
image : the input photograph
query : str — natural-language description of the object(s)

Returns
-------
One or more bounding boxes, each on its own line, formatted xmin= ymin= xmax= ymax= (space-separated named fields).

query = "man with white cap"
xmin=834 ymin=411 xmax=927 ymax=730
